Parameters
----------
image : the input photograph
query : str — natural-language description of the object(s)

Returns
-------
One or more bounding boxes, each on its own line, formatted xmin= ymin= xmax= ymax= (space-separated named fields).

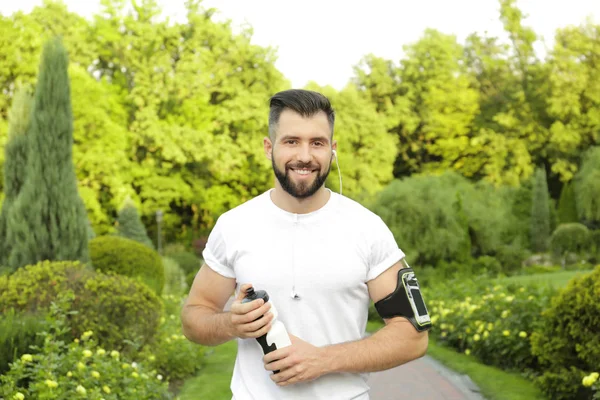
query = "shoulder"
xmin=333 ymin=193 xmax=387 ymax=227
xmin=214 ymin=190 xmax=271 ymax=227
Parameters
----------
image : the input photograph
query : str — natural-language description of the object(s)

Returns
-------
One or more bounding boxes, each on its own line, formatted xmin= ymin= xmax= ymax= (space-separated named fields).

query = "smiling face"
xmin=265 ymin=109 xmax=336 ymax=199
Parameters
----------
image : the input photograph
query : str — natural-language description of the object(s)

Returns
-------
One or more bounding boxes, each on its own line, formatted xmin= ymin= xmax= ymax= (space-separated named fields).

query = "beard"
xmin=272 ymin=156 xmax=331 ymax=199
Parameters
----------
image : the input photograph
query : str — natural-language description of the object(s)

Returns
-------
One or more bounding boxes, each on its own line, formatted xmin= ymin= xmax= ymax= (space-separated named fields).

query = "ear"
xmin=264 ymin=137 xmax=273 ymax=160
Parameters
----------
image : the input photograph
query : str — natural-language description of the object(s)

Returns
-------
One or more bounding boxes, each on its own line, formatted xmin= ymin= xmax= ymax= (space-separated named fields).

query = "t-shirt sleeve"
xmin=366 ymin=216 xmax=406 ymax=281
xmin=202 ymin=215 xmax=236 ymax=279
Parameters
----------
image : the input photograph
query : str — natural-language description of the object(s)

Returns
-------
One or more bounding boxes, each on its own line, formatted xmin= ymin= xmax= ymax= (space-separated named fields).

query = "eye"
xmin=313 ymin=141 xmax=324 ymax=147
xmin=285 ymin=139 xmax=297 ymax=145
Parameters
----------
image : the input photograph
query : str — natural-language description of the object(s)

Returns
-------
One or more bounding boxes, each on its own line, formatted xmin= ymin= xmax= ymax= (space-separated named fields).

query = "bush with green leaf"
xmin=0 ymin=260 xmax=162 ymax=354
xmin=139 ymin=294 xmax=205 ymax=383
xmin=166 ymin=251 xmax=201 ymax=276
xmin=550 ymin=223 xmax=590 ymax=263
xmin=427 ymin=281 xmax=556 ymax=373
xmin=0 ymin=309 xmax=48 ymax=375
xmin=162 ymin=256 xmax=187 ymax=295
xmin=530 ymin=265 xmax=600 ymax=400
xmin=89 ymin=235 xmax=165 ymax=295
xmin=0 ymin=292 xmax=172 ymax=400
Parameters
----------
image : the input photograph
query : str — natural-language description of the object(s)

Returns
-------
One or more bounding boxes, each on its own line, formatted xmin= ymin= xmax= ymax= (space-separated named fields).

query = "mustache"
xmin=286 ymin=162 xmax=320 ymax=170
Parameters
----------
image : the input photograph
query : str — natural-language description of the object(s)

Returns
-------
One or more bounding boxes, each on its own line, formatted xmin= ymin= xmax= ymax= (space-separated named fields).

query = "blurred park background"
xmin=0 ymin=0 xmax=599 ymax=399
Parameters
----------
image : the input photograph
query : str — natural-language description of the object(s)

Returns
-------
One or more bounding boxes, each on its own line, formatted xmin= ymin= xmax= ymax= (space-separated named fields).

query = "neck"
xmin=270 ymin=183 xmax=331 ymax=214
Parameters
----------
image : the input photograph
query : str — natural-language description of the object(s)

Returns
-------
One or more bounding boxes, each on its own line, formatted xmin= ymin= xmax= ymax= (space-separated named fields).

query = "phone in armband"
xmin=403 ymin=271 xmax=431 ymax=327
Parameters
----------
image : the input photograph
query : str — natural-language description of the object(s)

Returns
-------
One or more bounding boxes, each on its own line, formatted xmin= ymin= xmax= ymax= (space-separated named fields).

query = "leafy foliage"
xmin=550 ymin=223 xmax=591 ymax=261
xmin=0 ymin=85 xmax=33 ymax=268
xmin=5 ymin=37 xmax=89 ymax=270
xmin=530 ymin=265 xmax=600 ymax=400
xmin=0 ymin=260 xmax=163 ymax=354
xmin=116 ymin=197 xmax=154 ymax=249
xmin=574 ymin=147 xmax=600 ymax=225
xmin=0 ymin=292 xmax=172 ymax=400
xmin=531 ymin=167 xmax=551 ymax=252
xmin=89 ymin=235 xmax=165 ymax=295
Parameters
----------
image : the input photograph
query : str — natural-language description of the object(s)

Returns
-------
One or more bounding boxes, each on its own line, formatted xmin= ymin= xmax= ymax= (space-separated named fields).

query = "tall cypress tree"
xmin=116 ymin=197 xmax=155 ymax=249
xmin=557 ymin=181 xmax=578 ymax=224
xmin=6 ymin=37 xmax=90 ymax=269
xmin=0 ymin=86 xmax=33 ymax=267
xmin=530 ymin=167 xmax=551 ymax=253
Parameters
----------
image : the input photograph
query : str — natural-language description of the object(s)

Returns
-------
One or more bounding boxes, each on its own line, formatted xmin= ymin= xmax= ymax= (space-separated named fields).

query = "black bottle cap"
xmin=243 ymin=287 xmax=269 ymax=303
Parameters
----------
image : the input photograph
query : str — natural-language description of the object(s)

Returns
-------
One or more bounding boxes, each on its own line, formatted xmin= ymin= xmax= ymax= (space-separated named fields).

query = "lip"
xmin=289 ymin=168 xmax=317 ymax=178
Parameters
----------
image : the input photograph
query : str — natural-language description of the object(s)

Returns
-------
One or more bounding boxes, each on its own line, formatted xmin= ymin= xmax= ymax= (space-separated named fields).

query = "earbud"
xmin=332 ymin=149 xmax=337 ymax=158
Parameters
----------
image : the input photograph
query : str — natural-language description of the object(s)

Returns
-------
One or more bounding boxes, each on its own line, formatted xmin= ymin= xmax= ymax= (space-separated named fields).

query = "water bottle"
xmin=242 ymin=287 xmax=292 ymax=371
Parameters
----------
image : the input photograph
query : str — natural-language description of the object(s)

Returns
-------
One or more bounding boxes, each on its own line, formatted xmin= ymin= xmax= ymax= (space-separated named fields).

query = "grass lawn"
xmin=177 ymin=340 xmax=237 ymax=400
xmin=494 ymin=269 xmax=591 ymax=289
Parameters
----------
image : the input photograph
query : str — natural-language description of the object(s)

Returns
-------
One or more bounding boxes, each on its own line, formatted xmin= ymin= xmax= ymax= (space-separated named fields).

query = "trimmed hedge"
xmin=89 ymin=235 xmax=165 ymax=295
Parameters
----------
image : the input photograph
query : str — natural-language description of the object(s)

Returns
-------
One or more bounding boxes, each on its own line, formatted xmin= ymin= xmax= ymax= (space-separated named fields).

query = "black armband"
xmin=374 ymin=263 xmax=432 ymax=332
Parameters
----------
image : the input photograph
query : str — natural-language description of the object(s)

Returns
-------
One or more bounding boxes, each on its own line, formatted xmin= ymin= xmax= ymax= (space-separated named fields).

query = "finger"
xmin=243 ymin=311 xmax=273 ymax=332
xmin=271 ymin=367 xmax=295 ymax=384
xmin=244 ymin=319 xmax=273 ymax=338
xmin=236 ymin=284 xmax=253 ymax=301
xmin=263 ymin=346 xmax=291 ymax=364
xmin=231 ymin=297 xmax=267 ymax=316
xmin=265 ymin=356 xmax=292 ymax=373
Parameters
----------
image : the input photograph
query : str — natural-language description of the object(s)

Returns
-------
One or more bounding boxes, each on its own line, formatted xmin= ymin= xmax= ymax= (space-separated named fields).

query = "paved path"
xmin=224 ymin=297 xmax=485 ymax=400
xmin=368 ymin=355 xmax=485 ymax=400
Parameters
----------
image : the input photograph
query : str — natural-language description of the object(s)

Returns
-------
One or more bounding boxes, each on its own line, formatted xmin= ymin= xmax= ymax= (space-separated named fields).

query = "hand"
xmin=228 ymin=284 xmax=274 ymax=339
xmin=263 ymin=334 xmax=327 ymax=386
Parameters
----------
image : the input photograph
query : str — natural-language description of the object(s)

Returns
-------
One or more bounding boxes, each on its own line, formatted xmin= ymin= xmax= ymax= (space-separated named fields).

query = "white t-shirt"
xmin=202 ymin=188 xmax=405 ymax=400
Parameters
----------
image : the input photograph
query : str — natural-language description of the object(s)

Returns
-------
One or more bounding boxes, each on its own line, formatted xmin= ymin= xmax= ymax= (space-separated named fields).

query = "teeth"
xmin=294 ymin=169 xmax=312 ymax=175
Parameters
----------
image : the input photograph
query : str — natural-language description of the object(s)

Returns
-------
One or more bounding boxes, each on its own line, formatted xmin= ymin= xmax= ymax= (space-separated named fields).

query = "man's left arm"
xmin=263 ymin=260 xmax=429 ymax=386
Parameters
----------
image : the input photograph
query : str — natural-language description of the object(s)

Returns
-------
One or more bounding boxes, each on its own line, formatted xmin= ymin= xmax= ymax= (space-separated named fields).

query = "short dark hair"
xmin=268 ymin=89 xmax=335 ymax=140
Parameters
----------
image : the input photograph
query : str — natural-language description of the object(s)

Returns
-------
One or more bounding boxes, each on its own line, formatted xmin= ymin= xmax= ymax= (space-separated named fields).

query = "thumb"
xmin=236 ymin=283 xmax=253 ymax=301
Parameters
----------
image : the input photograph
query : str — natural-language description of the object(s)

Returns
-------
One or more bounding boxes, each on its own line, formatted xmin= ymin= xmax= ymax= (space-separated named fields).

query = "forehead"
xmin=275 ymin=109 xmax=331 ymax=141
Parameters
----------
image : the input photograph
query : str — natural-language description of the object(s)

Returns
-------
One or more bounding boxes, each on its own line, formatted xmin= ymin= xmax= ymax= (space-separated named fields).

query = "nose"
xmin=296 ymin=144 xmax=312 ymax=163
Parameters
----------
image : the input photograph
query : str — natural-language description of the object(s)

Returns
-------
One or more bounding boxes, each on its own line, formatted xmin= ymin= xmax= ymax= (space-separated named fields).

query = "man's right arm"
xmin=181 ymin=263 xmax=274 ymax=346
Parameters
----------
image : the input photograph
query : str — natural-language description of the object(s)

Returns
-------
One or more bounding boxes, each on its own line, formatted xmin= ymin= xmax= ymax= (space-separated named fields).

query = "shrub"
xmin=530 ymin=265 xmax=600 ymax=400
xmin=89 ymin=235 xmax=165 ymax=295
xmin=139 ymin=295 xmax=205 ymax=383
xmin=550 ymin=223 xmax=590 ymax=263
xmin=0 ymin=309 xmax=48 ymax=375
xmin=0 ymin=260 xmax=163 ymax=354
xmin=531 ymin=167 xmax=551 ymax=253
xmin=167 ymin=251 xmax=201 ymax=275
xmin=116 ymin=197 xmax=154 ymax=249
xmin=162 ymin=257 xmax=187 ymax=295
xmin=428 ymin=281 xmax=556 ymax=373
xmin=0 ymin=293 xmax=172 ymax=399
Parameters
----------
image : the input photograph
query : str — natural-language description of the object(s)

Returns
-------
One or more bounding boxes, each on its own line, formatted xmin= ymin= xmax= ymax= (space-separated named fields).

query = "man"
xmin=181 ymin=89 xmax=429 ymax=399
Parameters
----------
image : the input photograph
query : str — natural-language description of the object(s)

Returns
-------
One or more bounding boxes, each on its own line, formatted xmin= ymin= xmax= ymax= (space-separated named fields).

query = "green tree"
xmin=557 ymin=181 xmax=578 ymax=224
xmin=6 ymin=37 xmax=89 ymax=269
xmin=116 ymin=197 xmax=154 ymax=249
xmin=530 ymin=167 xmax=551 ymax=252
xmin=573 ymin=146 xmax=600 ymax=227
xmin=0 ymin=86 xmax=33 ymax=267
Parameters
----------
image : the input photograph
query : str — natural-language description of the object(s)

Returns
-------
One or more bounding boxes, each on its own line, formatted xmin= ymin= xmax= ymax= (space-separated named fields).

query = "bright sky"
xmin=1 ymin=0 xmax=599 ymax=89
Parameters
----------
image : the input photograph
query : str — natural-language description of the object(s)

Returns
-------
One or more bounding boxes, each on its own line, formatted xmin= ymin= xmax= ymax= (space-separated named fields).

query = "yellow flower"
xmin=440 ymin=323 xmax=448 ymax=330
xmin=122 ymin=363 xmax=130 ymax=369
xmin=465 ymin=349 xmax=471 ymax=355
xmin=505 ymin=296 xmax=514 ymax=302
xmin=92 ymin=371 xmax=100 ymax=378
xmin=81 ymin=331 xmax=93 ymax=340
xmin=45 ymin=379 xmax=58 ymax=388
xmin=519 ymin=331 xmax=527 ymax=338
xmin=110 ymin=350 xmax=119 ymax=359
xmin=67 ymin=371 xmax=73 ymax=377
xmin=103 ymin=385 xmax=111 ymax=394
xmin=473 ymin=334 xmax=481 ymax=342
xmin=501 ymin=310 xmax=510 ymax=318
xmin=528 ymin=295 xmax=534 ymax=301
xmin=20 ymin=354 xmax=32 ymax=363
xmin=483 ymin=331 xmax=489 ymax=339
xmin=132 ymin=372 xmax=139 ymax=378
xmin=13 ymin=393 xmax=25 ymax=400
xmin=487 ymin=322 xmax=493 ymax=330
xmin=97 ymin=348 xmax=106 ymax=356
xmin=503 ymin=330 xmax=510 ymax=336
xmin=76 ymin=385 xmax=86 ymax=395
xmin=148 ymin=355 xmax=156 ymax=361
xmin=519 ymin=287 xmax=525 ymax=292
xmin=83 ymin=350 xmax=93 ymax=358
xmin=74 ymin=338 xmax=80 ymax=343
xmin=77 ymin=362 xmax=85 ymax=370
xmin=466 ymin=327 xmax=472 ymax=334
xmin=583 ymin=372 xmax=599 ymax=387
